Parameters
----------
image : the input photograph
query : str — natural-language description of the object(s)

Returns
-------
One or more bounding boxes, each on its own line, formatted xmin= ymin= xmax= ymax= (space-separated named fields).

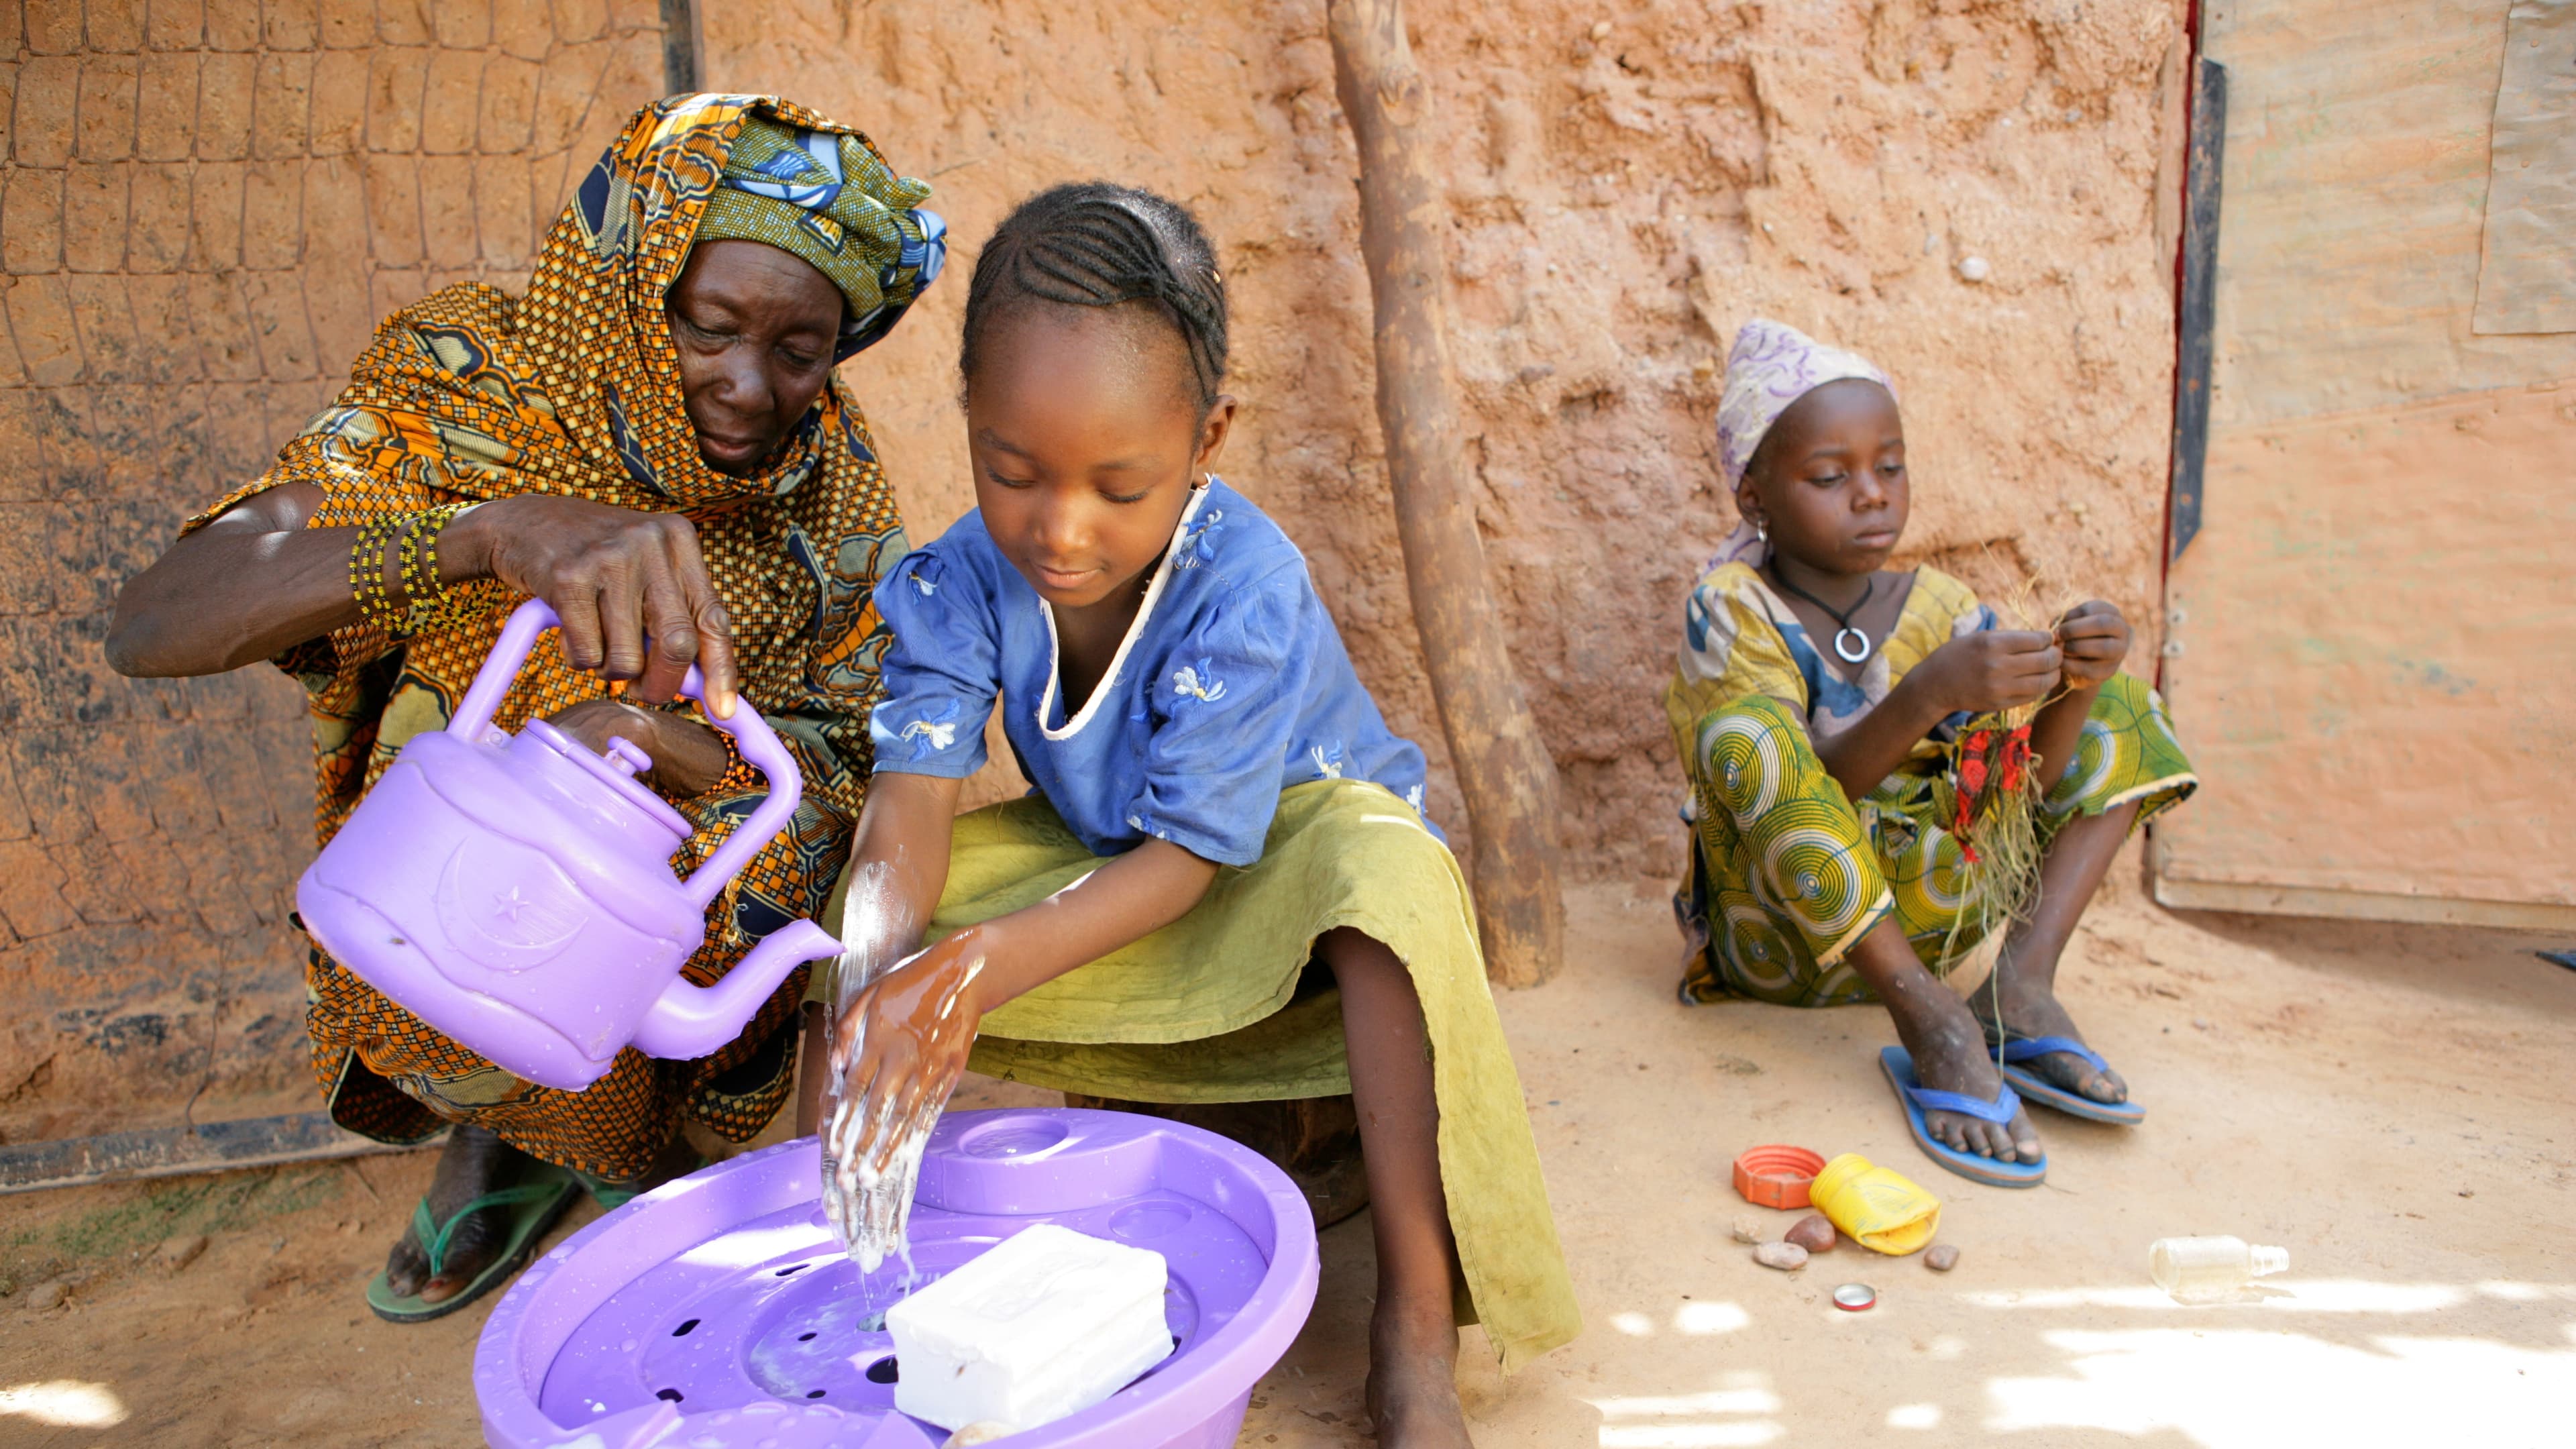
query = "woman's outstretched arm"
xmin=105 ymin=482 xmax=743 ymax=716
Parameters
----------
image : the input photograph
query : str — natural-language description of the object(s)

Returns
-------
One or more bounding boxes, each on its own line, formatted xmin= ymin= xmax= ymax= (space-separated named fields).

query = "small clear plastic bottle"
xmin=2149 ymin=1235 xmax=2290 ymax=1303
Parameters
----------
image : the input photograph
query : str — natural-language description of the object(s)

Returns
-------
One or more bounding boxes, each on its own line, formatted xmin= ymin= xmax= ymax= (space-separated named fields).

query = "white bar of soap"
xmin=887 ymin=1222 xmax=1175 ymax=1434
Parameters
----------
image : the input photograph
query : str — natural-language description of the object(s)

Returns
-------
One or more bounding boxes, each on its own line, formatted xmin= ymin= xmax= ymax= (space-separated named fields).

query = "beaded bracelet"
xmin=348 ymin=515 xmax=405 ymax=635
xmin=394 ymin=502 xmax=482 ymax=635
xmin=348 ymin=502 xmax=483 ymax=638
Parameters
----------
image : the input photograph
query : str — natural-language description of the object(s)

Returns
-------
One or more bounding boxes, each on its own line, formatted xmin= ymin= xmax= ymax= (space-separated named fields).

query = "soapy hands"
xmin=828 ymin=931 xmax=991 ymax=1176
xmin=803 ymin=813 xmax=1219 ymax=1267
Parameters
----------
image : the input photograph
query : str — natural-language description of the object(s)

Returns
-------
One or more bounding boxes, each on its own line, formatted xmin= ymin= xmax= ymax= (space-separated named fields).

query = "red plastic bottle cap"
xmin=1732 ymin=1144 xmax=1829 ymax=1210
xmin=1833 ymin=1283 xmax=1878 ymax=1311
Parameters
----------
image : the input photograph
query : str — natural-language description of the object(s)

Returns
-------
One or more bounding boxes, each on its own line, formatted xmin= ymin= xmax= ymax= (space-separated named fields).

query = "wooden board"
xmin=2157 ymin=0 xmax=2576 ymax=924
xmin=2474 ymin=0 xmax=2576 ymax=333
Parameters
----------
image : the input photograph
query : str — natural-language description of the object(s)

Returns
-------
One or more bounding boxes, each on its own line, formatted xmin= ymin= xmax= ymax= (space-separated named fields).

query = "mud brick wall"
xmin=0 ymin=0 xmax=668 ymax=1145
xmin=3 ymin=0 xmax=2201 ymax=1146
xmin=739 ymin=0 xmax=2194 ymax=888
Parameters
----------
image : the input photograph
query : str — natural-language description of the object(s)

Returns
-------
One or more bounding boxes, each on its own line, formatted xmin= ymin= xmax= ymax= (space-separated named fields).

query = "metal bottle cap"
xmin=1833 ymin=1283 xmax=1878 ymax=1311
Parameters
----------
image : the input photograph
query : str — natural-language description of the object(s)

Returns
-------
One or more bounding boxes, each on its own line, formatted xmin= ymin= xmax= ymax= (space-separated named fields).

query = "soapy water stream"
xmin=821 ymin=861 xmax=925 ymax=1281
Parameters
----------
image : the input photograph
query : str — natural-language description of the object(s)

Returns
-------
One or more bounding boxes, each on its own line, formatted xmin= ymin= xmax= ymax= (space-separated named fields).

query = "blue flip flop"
xmin=1878 ymin=1046 xmax=2047 ymax=1189
xmin=1994 ymin=1035 xmax=2145 ymax=1126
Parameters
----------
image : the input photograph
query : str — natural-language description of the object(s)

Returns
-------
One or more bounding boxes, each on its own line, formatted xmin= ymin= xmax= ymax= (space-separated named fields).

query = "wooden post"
xmin=659 ymin=0 xmax=704 ymax=93
xmin=1326 ymin=0 xmax=1565 ymax=988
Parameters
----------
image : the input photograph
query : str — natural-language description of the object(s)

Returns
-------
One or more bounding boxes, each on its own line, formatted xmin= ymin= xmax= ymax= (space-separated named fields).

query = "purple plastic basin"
xmin=475 ymin=1110 xmax=1320 ymax=1449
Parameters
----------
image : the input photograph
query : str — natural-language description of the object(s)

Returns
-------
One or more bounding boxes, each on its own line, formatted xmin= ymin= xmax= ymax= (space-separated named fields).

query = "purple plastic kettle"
xmin=296 ymin=599 xmax=842 ymax=1092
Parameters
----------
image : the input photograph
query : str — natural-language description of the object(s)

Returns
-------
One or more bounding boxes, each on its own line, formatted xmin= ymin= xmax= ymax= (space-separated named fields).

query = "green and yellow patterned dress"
xmin=1664 ymin=561 xmax=2196 ymax=1008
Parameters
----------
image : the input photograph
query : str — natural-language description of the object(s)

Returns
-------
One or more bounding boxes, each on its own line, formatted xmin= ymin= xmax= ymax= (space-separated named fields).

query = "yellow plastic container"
xmin=1811 ymin=1152 xmax=1941 ymax=1256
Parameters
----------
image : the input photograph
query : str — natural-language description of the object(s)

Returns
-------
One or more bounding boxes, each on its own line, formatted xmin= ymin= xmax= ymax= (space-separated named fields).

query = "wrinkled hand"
xmin=1915 ymin=629 xmax=2063 ymax=716
xmin=827 ymin=933 xmax=989 ymax=1175
xmin=452 ymin=495 xmax=738 ymax=716
xmin=544 ymin=698 xmax=728 ymax=798
xmin=2052 ymin=600 xmax=2131 ymax=690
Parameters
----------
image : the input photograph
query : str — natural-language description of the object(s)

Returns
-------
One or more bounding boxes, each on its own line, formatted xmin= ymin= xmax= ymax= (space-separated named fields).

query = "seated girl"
xmin=1665 ymin=319 xmax=2196 ymax=1187
xmin=797 ymin=184 xmax=1579 ymax=1445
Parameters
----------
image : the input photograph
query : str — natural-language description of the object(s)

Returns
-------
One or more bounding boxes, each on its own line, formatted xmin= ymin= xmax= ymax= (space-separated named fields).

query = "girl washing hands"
xmin=1666 ymin=319 xmax=2196 ymax=1187
xmin=796 ymin=184 xmax=1577 ymax=1445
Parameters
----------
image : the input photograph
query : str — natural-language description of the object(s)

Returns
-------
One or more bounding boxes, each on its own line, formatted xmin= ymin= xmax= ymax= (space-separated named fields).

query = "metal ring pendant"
xmin=1833 ymin=627 xmax=1872 ymax=664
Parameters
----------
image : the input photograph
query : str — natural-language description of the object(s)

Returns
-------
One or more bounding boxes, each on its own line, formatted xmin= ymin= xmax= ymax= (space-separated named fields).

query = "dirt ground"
xmin=6 ymin=875 xmax=2574 ymax=1448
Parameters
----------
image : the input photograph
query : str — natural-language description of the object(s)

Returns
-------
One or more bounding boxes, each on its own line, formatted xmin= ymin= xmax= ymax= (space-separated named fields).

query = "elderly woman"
xmin=105 ymin=97 xmax=943 ymax=1320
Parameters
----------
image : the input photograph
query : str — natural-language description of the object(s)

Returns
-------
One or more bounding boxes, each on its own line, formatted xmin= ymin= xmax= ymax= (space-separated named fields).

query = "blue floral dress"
xmin=867 ymin=478 xmax=1435 ymax=865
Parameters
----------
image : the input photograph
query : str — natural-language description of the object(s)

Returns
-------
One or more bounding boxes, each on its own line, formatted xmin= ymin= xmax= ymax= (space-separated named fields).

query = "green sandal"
xmin=365 ymin=1165 xmax=580 ymax=1324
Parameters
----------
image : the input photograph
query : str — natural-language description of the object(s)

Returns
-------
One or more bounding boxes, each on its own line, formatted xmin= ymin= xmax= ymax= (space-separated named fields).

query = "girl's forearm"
xmin=2026 ymin=682 xmax=2100 ymax=789
xmin=1811 ymin=678 xmax=1953 ymax=804
xmin=799 ymin=771 xmax=966 ymax=1136
xmin=953 ymin=839 xmax=1218 ymax=1011
xmin=801 ymin=812 xmax=1214 ymax=1136
xmin=843 ymin=772 xmax=967 ymax=963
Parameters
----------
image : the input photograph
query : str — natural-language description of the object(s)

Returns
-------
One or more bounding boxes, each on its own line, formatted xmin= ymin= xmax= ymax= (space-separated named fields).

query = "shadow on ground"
xmin=5 ymin=879 xmax=2572 ymax=1446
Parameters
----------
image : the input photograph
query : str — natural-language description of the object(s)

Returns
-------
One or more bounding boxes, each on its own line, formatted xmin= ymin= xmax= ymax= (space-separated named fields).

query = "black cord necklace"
xmin=1770 ymin=568 xmax=1878 ymax=664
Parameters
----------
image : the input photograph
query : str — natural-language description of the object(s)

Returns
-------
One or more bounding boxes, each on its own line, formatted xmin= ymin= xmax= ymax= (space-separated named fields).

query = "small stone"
xmin=1752 ymin=1241 xmax=1809 ymax=1271
xmin=158 ymin=1234 xmax=210 ymax=1273
xmin=1925 ymin=1244 xmax=1960 ymax=1273
xmin=1731 ymin=1216 xmax=1764 ymax=1245
xmin=1957 ymin=255 xmax=1991 ymax=283
xmin=1591 ymin=20 xmax=1613 ymax=39
xmin=1784 ymin=1214 xmax=1837 ymax=1253
xmin=23 ymin=1279 xmax=68 ymax=1312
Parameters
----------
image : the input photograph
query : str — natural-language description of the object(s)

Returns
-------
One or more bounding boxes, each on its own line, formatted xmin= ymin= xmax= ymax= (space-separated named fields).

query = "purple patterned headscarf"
xmin=1715 ymin=317 xmax=1893 ymax=489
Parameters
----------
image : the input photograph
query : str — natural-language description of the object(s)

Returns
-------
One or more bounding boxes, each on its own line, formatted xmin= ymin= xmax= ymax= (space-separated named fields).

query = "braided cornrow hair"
xmin=961 ymin=182 xmax=1229 ymax=415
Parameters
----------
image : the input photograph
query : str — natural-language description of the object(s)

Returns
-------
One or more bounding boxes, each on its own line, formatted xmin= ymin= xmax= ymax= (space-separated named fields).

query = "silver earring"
xmin=1755 ymin=519 xmax=1768 ymax=543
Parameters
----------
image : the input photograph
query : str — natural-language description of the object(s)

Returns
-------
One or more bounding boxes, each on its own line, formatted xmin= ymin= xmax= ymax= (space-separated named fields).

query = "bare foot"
xmin=1972 ymin=947 xmax=2129 ymax=1104
xmin=1364 ymin=1291 xmax=1472 ymax=1448
xmin=1882 ymin=979 xmax=2043 ymax=1163
xmin=382 ymin=1125 xmax=535 ymax=1303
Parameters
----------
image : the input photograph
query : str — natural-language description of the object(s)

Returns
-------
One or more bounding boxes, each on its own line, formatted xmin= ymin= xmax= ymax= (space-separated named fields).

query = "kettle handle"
xmin=445 ymin=597 xmax=564 ymax=747
xmin=449 ymin=598 xmax=806 ymax=913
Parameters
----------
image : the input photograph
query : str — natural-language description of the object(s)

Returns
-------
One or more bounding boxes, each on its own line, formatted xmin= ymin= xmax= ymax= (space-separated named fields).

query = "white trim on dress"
xmin=1034 ymin=482 xmax=1213 ymax=743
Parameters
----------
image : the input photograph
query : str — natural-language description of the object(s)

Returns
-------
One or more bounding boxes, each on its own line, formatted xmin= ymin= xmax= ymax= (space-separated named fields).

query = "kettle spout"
xmin=631 ymin=918 xmax=841 ymax=1061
